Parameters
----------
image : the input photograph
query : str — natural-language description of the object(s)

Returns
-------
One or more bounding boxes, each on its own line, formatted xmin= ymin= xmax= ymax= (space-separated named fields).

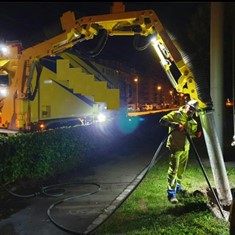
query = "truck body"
xmin=0 ymin=41 xmax=121 ymax=131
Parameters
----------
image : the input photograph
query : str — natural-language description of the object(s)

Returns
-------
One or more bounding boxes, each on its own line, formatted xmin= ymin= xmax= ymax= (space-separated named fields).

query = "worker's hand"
xmin=178 ymin=124 xmax=185 ymax=132
xmin=195 ymin=130 xmax=202 ymax=138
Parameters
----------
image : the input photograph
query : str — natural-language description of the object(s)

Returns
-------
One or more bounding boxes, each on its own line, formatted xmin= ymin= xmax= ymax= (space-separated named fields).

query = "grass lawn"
xmin=94 ymin=147 xmax=235 ymax=235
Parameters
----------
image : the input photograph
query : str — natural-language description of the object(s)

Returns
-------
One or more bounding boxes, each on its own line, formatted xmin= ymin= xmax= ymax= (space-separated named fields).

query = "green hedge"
xmin=0 ymin=113 xmax=143 ymax=184
xmin=0 ymin=123 xmax=114 ymax=183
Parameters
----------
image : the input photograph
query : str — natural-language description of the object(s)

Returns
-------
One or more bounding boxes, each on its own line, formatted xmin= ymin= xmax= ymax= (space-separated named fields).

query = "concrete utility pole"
xmin=210 ymin=2 xmax=224 ymax=148
xmin=202 ymin=2 xmax=232 ymax=206
xmin=200 ymin=111 xmax=232 ymax=206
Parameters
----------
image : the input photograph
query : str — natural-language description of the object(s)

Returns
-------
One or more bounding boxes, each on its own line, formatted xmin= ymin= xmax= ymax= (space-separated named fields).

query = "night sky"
xmin=0 ymin=2 xmax=199 ymax=43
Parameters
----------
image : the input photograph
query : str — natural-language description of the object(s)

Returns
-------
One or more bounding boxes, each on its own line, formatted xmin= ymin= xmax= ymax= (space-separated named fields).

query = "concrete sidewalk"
xmin=0 ymin=146 xmax=155 ymax=235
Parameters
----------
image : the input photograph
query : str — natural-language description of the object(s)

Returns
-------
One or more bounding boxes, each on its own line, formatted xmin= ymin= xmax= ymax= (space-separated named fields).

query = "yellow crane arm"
xmin=51 ymin=2 xmax=206 ymax=109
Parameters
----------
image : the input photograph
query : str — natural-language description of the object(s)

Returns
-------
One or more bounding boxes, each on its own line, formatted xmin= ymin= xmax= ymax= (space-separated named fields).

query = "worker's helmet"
xmin=186 ymin=100 xmax=199 ymax=111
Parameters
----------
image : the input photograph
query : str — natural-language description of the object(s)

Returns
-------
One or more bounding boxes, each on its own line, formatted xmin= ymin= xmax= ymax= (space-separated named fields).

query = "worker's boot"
xmin=176 ymin=183 xmax=182 ymax=192
xmin=167 ymin=189 xmax=178 ymax=203
xmin=176 ymin=183 xmax=188 ymax=196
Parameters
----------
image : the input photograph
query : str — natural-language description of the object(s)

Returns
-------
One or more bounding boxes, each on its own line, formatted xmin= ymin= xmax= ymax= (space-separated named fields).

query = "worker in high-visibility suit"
xmin=159 ymin=100 xmax=202 ymax=203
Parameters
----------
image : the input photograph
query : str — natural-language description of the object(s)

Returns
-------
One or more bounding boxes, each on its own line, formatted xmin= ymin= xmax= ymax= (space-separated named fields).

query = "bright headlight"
xmin=97 ymin=113 xmax=106 ymax=122
xmin=0 ymin=87 xmax=8 ymax=97
xmin=0 ymin=44 xmax=9 ymax=56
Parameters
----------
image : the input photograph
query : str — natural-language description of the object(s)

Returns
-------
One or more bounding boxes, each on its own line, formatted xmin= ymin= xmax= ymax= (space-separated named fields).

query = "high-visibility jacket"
xmin=160 ymin=106 xmax=198 ymax=152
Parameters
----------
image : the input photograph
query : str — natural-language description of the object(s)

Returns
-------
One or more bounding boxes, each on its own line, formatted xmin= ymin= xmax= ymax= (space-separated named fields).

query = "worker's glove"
xmin=178 ymin=124 xmax=185 ymax=132
xmin=195 ymin=130 xmax=202 ymax=138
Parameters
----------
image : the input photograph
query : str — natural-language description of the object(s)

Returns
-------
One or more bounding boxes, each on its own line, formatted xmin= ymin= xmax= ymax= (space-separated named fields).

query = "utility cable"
xmin=185 ymin=131 xmax=225 ymax=219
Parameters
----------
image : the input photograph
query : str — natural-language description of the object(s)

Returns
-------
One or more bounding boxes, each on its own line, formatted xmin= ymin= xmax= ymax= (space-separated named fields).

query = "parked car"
xmin=140 ymin=104 xmax=153 ymax=111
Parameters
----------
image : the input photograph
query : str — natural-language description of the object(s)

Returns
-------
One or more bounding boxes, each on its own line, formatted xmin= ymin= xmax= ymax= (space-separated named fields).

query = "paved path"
xmin=0 ymin=144 xmax=156 ymax=235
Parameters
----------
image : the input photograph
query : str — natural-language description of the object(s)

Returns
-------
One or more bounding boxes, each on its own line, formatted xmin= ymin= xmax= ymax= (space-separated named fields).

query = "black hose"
xmin=1 ymin=180 xmax=101 ymax=235
xmin=146 ymin=129 xmax=174 ymax=171
xmin=185 ymin=131 xmax=225 ymax=218
xmin=46 ymin=131 xmax=172 ymax=235
xmin=47 ymin=182 xmax=101 ymax=235
xmin=133 ymin=34 xmax=152 ymax=51
xmin=81 ymin=29 xmax=108 ymax=58
xmin=88 ymin=130 xmax=172 ymax=234
xmin=0 ymin=130 xmax=169 ymax=234
xmin=27 ymin=60 xmax=42 ymax=101
xmin=1 ymin=181 xmax=101 ymax=199
xmin=1 ymin=182 xmax=40 ymax=198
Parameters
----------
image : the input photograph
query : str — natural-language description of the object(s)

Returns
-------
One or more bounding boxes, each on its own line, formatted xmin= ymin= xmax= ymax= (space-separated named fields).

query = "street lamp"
xmin=134 ymin=77 xmax=139 ymax=110
xmin=169 ymin=90 xmax=173 ymax=106
xmin=157 ymin=85 xmax=162 ymax=107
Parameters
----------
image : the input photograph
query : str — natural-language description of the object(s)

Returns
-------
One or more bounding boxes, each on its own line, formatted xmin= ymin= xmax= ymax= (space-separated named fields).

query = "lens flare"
xmin=116 ymin=108 xmax=141 ymax=134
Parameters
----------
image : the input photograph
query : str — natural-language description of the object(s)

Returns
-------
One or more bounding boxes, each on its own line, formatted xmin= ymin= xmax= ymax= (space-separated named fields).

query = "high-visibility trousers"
xmin=167 ymin=149 xmax=189 ymax=190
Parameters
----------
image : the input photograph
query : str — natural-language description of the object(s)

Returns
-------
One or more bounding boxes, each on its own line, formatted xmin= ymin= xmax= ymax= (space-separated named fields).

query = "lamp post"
xmin=134 ymin=77 xmax=139 ymax=110
xmin=157 ymin=85 xmax=162 ymax=107
xmin=169 ymin=90 xmax=173 ymax=107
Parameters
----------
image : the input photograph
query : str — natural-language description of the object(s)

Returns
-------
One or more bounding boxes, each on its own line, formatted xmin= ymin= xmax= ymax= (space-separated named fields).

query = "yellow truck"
xmin=0 ymin=3 xmax=207 ymax=133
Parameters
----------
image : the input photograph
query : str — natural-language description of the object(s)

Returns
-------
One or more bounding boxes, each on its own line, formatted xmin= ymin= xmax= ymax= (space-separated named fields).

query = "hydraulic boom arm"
xmin=51 ymin=2 xmax=207 ymax=109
